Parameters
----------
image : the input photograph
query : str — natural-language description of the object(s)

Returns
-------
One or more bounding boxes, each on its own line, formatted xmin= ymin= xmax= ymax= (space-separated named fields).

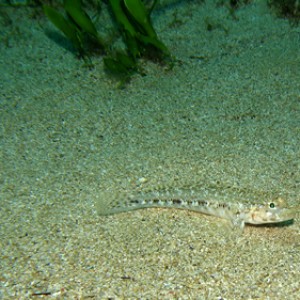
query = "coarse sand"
xmin=1 ymin=0 xmax=300 ymax=298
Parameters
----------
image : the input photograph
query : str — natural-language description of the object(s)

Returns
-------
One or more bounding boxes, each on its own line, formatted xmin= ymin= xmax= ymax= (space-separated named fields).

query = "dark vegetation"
xmin=1 ymin=0 xmax=300 ymax=86
xmin=42 ymin=0 xmax=172 ymax=86
xmin=1 ymin=0 xmax=173 ymax=87
xmin=268 ymin=0 xmax=300 ymax=22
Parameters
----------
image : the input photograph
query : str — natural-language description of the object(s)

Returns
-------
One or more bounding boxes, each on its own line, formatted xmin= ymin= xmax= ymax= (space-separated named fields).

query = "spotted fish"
xmin=97 ymin=190 xmax=296 ymax=229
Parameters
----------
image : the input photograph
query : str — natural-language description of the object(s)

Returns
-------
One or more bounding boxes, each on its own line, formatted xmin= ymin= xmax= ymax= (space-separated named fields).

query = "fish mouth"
xmin=265 ymin=208 xmax=296 ymax=224
xmin=247 ymin=219 xmax=294 ymax=228
xmin=248 ymin=207 xmax=296 ymax=225
xmin=276 ymin=208 xmax=297 ymax=222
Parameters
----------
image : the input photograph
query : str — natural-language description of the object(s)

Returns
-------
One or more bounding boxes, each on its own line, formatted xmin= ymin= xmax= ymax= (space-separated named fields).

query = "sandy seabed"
xmin=1 ymin=0 xmax=300 ymax=298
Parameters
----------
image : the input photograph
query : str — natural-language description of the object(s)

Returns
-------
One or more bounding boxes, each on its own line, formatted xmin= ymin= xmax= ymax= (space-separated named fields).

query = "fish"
xmin=97 ymin=190 xmax=296 ymax=230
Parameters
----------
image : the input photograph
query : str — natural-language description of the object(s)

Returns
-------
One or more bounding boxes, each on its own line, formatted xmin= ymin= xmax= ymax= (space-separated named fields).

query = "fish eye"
xmin=269 ymin=202 xmax=275 ymax=208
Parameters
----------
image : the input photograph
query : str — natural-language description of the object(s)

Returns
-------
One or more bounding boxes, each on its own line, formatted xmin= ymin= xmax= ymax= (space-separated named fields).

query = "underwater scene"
xmin=0 ymin=0 xmax=300 ymax=298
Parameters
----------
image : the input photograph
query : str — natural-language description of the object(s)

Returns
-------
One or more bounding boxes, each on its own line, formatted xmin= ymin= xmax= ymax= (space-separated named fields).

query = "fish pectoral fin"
xmin=231 ymin=217 xmax=245 ymax=231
